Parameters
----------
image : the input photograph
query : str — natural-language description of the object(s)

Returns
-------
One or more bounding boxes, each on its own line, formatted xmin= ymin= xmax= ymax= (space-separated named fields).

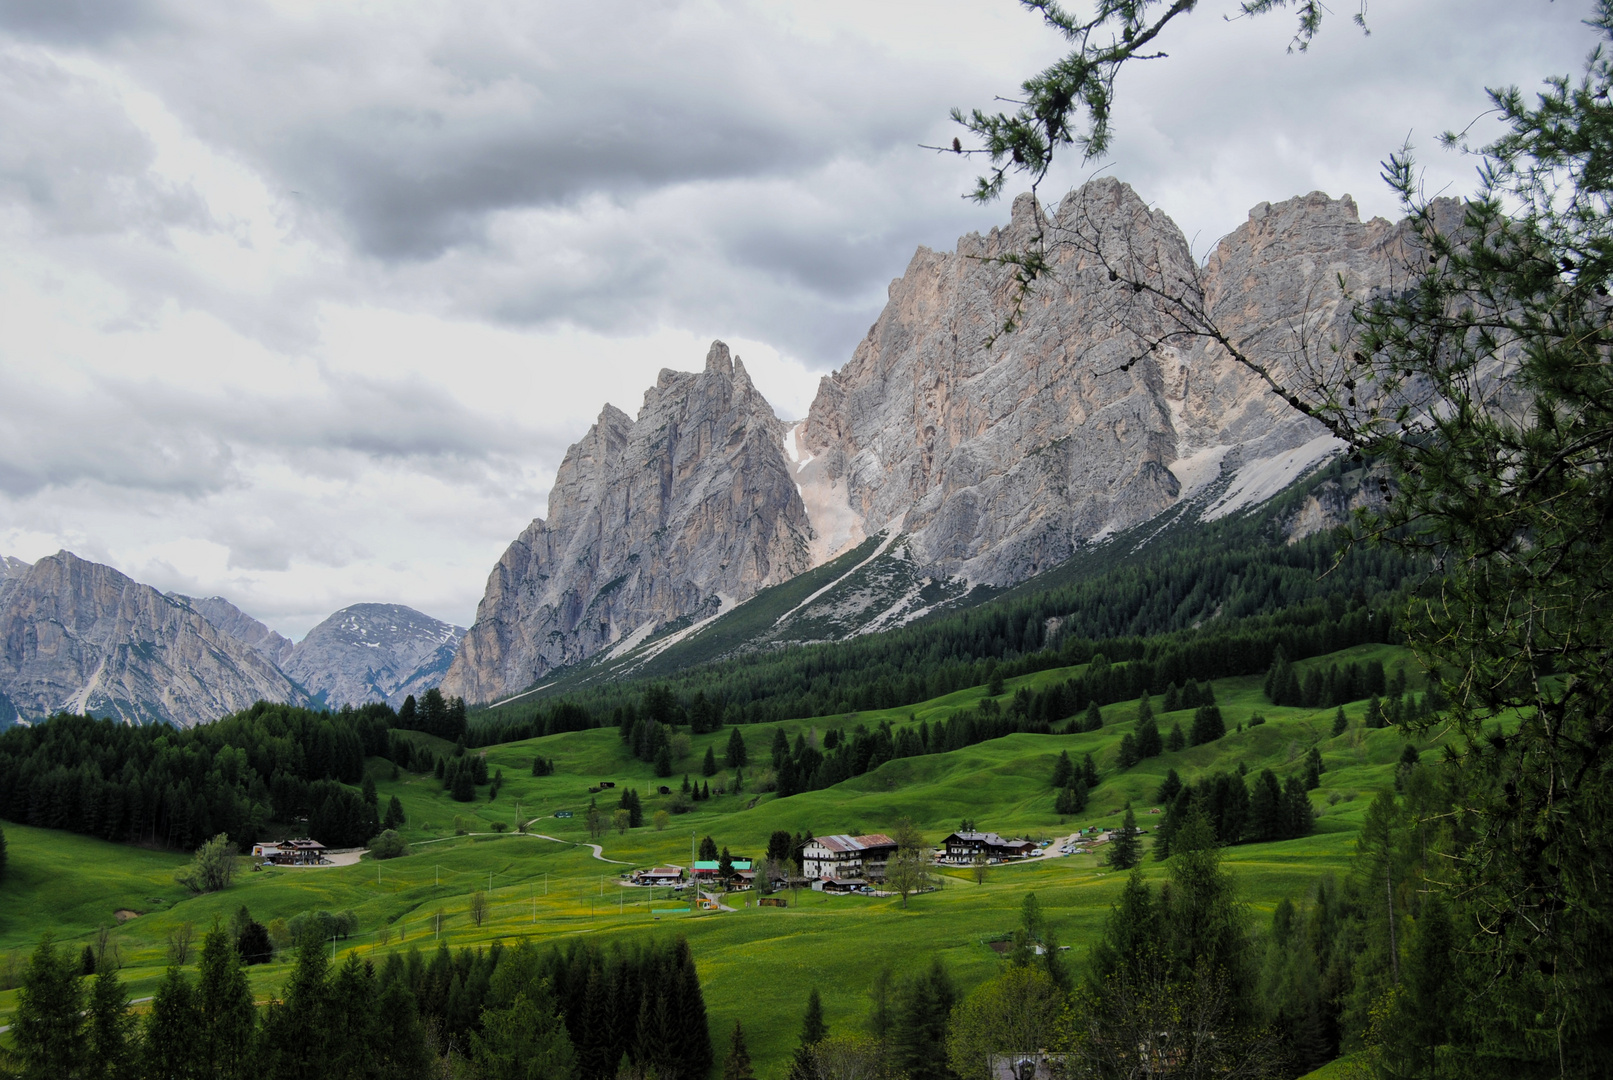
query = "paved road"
xmin=527 ymin=833 xmax=631 ymax=864
xmin=410 ymin=828 xmax=630 ymax=864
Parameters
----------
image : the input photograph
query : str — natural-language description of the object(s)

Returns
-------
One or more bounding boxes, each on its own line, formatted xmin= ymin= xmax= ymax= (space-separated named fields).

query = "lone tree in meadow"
xmin=886 ymin=818 xmax=934 ymax=908
xmin=176 ymin=833 xmax=238 ymax=894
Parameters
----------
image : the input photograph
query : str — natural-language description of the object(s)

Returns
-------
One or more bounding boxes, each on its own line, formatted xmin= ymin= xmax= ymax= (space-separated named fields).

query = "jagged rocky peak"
xmin=795 ymin=178 xmax=1199 ymax=586
xmin=180 ymin=594 xmax=296 ymax=669
xmin=0 ymin=554 xmax=32 ymax=609
xmin=282 ymin=603 xmax=465 ymax=709
xmin=441 ymin=340 xmax=813 ymax=703
xmin=0 ymin=550 xmax=311 ymax=727
xmin=791 ymin=179 xmax=1416 ymax=588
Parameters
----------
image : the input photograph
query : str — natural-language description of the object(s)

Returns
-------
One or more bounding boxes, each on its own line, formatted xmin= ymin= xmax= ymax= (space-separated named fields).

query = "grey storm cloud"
xmin=0 ymin=0 xmax=168 ymax=47
xmin=0 ymin=45 xmax=206 ymax=237
xmin=0 ymin=364 xmax=553 ymax=500
xmin=34 ymin=2 xmax=958 ymax=262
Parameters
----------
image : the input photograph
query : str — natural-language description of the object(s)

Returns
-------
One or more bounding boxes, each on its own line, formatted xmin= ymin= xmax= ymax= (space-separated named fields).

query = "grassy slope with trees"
xmin=0 ymin=641 xmax=1433 ymax=1075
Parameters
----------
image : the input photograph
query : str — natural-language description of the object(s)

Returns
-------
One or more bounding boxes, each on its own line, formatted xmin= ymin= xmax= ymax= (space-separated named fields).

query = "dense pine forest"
xmin=10 ymin=928 xmax=712 ymax=1080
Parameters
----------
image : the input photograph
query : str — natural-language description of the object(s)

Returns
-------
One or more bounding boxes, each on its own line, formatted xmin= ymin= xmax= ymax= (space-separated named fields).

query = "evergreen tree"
xmin=1082 ymin=752 xmax=1099 ymax=788
xmin=889 ymin=958 xmax=957 ymax=1080
xmin=470 ymin=975 xmax=577 ymax=1080
xmin=722 ymin=1021 xmax=755 ymax=1080
xmin=1165 ymin=721 xmax=1185 ymax=751
xmin=374 ymin=957 xmax=433 ymax=1080
xmin=13 ymin=934 xmax=85 ymax=1080
xmin=1332 ymin=707 xmax=1348 ymax=737
xmin=671 ymin=935 xmax=714 ymax=1078
xmin=1190 ymin=704 xmax=1225 ymax=745
xmin=383 ymin=794 xmax=406 ymax=829
xmin=236 ymin=916 xmax=274 ymax=966
xmin=1304 ymin=746 xmax=1325 ymax=790
xmin=1082 ymin=700 xmax=1103 ymax=731
xmin=258 ymin=935 xmax=332 ymax=1080
xmin=196 ymin=922 xmax=256 ymax=1079
xmin=702 ymin=746 xmax=718 ymax=777
xmin=1155 ymin=768 xmax=1182 ymax=805
xmin=451 ymin=765 xmax=475 ymax=802
xmin=144 ymin=964 xmax=202 ymax=1080
xmin=699 ymin=835 xmax=719 ymax=861
xmin=800 ymin=987 xmax=829 ymax=1046
xmin=327 ymin=952 xmax=380 ymax=1080
xmin=726 ymin=728 xmax=748 ymax=769
xmin=80 ymin=944 xmax=96 ymax=976
xmin=1050 ymin=749 xmax=1073 ymax=788
xmin=1055 ymin=782 xmax=1088 ymax=815
xmin=361 ymin=773 xmax=377 ymax=807
xmin=1280 ymin=776 xmax=1315 ymax=840
xmin=1117 ymin=733 xmax=1139 ymax=768
xmin=1381 ymin=893 xmax=1457 ymax=1079
xmin=85 ymin=967 xmax=138 ymax=1080
xmin=654 ymin=743 xmax=674 ymax=778
xmin=1135 ymin=714 xmax=1162 ymax=759
xmin=1249 ymin=769 xmax=1284 ymax=842
xmin=1108 ymin=806 xmax=1141 ymax=870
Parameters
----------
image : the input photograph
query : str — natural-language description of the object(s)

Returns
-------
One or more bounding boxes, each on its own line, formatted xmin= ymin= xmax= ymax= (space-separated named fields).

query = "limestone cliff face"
xmin=441 ymin=342 xmax=812 ymax=702
xmin=0 ymin=551 xmax=311 ymax=726
xmin=182 ymin=594 xmax=296 ymax=669
xmin=282 ymin=603 xmax=464 ymax=708
xmin=796 ymin=181 xmax=1193 ymax=584
xmin=447 ymin=181 xmax=1421 ymax=694
xmin=794 ymin=180 xmax=1409 ymax=584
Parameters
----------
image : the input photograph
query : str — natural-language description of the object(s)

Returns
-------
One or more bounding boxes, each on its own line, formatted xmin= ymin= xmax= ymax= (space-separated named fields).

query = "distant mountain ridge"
xmin=0 ymin=551 xmax=312 ymax=727
xmin=283 ymin=603 xmax=464 ymax=709
xmin=0 ymin=553 xmax=463 ymax=727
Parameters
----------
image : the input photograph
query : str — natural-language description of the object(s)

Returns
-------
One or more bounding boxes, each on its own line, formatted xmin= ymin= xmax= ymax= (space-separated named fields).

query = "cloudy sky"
xmin=0 ymin=0 xmax=1595 ymax=637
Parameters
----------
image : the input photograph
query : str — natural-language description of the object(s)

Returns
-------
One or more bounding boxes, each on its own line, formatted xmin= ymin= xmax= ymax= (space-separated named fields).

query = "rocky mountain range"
xmin=1 ymin=178 xmax=1419 ymax=721
xmin=281 ymin=603 xmax=464 ymax=709
xmin=0 ymin=551 xmax=312 ymax=727
xmin=0 ymin=553 xmax=464 ymax=727
xmin=444 ymin=179 xmax=1413 ymax=704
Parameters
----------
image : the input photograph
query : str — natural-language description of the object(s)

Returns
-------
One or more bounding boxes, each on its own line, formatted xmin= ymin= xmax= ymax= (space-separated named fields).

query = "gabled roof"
xmin=811 ymin=834 xmax=862 ymax=853
xmin=812 ymin=833 xmax=899 ymax=853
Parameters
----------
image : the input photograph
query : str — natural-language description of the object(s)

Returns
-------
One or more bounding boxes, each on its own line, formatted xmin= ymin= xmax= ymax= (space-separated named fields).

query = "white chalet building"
xmin=802 ymin=833 xmax=899 ymax=882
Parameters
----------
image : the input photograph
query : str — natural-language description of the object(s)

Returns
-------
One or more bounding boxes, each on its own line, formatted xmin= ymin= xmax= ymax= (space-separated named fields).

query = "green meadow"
xmin=0 ymin=643 xmax=1431 ymax=1074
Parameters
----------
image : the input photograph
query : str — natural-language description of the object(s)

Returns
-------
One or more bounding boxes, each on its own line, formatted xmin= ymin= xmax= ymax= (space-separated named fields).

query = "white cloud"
xmin=0 ymin=0 xmax=1597 ymax=636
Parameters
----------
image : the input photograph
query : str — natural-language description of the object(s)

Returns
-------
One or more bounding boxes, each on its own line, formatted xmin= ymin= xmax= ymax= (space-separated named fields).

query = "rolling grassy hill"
xmin=0 ymin=642 xmax=1431 ymax=1073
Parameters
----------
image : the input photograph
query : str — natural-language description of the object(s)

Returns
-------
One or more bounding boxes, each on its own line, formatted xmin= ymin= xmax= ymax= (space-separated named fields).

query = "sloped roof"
xmin=854 ymin=833 xmax=897 ymax=849
xmin=812 ymin=833 xmax=898 ymax=853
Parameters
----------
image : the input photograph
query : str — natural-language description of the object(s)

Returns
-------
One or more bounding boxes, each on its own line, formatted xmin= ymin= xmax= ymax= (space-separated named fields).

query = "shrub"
xmin=368 ymin=830 xmax=409 ymax=859
xmin=175 ymin=833 xmax=239 ymax=893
